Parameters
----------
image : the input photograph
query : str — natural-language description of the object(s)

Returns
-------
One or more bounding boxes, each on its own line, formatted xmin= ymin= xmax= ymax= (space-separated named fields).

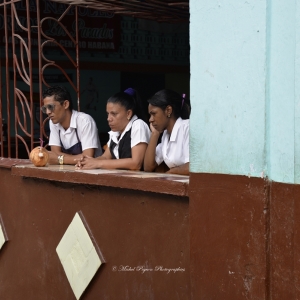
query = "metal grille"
xmin=0 ymin=0 xmax=189 ymax=159
xmin=0 ymin=0 xmax=80 ymax=158
xmin=49 ymin=0 xmax=189 ymax=23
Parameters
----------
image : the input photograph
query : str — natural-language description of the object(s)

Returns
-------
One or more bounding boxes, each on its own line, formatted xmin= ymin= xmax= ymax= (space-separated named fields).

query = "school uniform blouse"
xmin=155 ymin=117 xmax=189 ymax=169
xmin=108 ymin=115 xmax=150 ymax=159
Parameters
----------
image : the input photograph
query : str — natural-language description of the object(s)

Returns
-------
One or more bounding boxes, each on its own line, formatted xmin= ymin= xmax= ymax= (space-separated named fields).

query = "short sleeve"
xmin=130 ymin=120 xmax=151 ymax=148
xmin=155 ymin=142 xmax=164 ymax=166
xmin=182 ymin=122 xmax=189 ymax=163
xmin=155 ymin=119 xmax=189 ymax=168
xmin=48 ymin=121 xmax=61 ymax=147
xmin=77 ymin=115 xmax=100 ymax=151
xmin=107 ymin=136 xmax=112 ymax=148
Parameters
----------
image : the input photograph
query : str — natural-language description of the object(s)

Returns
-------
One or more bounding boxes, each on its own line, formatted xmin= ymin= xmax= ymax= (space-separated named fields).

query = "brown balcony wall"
xmin=189 ymin=173 xmax=300 ymax=300
xmin=0 ymin=159 xmax=189 ymax=299
xmin=1 ymin=158 xmax=300 ymax=299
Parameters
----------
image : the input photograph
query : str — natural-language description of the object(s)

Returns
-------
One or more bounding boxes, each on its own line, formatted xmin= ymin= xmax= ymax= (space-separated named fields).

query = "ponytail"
xmin=148 ymin=89 xmax=191 ymax=120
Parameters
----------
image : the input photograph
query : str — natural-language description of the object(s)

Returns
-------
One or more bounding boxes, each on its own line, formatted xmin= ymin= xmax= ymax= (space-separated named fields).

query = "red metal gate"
xmin=0 ymin=0 xmax=189 ymax=159
xmin=0 ymin=0 xmax=80 ymax=158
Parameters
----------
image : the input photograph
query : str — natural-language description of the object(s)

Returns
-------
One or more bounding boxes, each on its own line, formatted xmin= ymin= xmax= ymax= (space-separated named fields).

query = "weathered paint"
xmin=268 ymin=181 xmax=300 ymax=300
xmin=189 ymin=173 xmax=268 ymax=299
xmin=190 ymin=1 xmax=267 ymax=178
xmin=0 ymin=162 xmax=189 ymax=299
xmin=190 ymin=0 xmax=300 ymax=184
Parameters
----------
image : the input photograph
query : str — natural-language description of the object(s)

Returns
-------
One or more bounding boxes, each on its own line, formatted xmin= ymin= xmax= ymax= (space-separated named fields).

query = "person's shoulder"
xmin=171 ymin=118 xmax=188 ymax=140
xmin=132 ymin=118 xmax=150 ymax=130
xmin=49 ymin=119 xmax=60 ymax=130
xmin=133 ymin=118 xmax=147 ymax=126
xmin=74 ymin=110 xmax=89 ymax=118
xmin=180 ymin=119 xmax=189 ymax=138
xmin=75 ymin=111 xmax=96 ymax=123
xmin=178 ymin=118 xmax=189 ymax=128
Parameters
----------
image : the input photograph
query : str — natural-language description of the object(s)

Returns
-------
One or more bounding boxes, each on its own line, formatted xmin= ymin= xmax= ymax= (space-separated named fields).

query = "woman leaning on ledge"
xmin=75 ymin=88 xmax=150 ymax=171
xmin=144 ymin=89 xmax=190 ymax=176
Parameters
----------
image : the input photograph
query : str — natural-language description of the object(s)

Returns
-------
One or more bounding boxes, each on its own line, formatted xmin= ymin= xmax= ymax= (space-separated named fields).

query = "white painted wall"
xmin=190 ymin=0 xmax=300 ymax=184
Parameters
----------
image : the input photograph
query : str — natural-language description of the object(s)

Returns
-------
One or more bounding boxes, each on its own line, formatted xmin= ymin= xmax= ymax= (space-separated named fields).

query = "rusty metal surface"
xmin=39 ymin=4 xmax=80 ymax=111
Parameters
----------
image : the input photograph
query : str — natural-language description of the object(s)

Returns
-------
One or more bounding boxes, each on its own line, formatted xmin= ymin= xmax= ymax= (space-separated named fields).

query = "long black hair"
xmin=147 ymin=89 xmax=190 ymax=119
xmin=107 ymin=88 xmax=147 ymax=122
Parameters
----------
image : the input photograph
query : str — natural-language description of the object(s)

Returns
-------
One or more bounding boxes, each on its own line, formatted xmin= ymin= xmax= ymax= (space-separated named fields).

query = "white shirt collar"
xmin=109 ymin=115 xmax=138 ymax=144
xmin=69 ymin=110 xmax=78 ymax=129
xmin=52 ymin=110 xmax=77 ymax=132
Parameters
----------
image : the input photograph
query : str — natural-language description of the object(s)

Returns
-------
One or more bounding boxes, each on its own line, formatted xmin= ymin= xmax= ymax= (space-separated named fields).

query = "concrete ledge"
xmin=0 ymin=157 xmax=31 ymax=168
xmin=11 ymin=163 xmax=189 ymax=197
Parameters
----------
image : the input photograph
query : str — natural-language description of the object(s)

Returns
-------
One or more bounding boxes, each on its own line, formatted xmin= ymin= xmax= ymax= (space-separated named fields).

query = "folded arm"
xmin=76 ymin=143 xmax=147 ymax=170
xmin=143 ymin=131 xmax=160 ymax=172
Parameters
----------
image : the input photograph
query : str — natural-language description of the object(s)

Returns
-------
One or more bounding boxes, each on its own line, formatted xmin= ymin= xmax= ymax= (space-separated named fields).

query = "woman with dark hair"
xmin=144 ymin=89 xmax=190 ymax=175
xmin=76 ymin=88 xmax=150 ymax=170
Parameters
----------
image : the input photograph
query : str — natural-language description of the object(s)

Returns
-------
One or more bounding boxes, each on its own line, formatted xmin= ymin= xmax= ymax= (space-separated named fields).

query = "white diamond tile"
xmin=56 ymin=212 xmax=102 ymax=300
xmin=0 ymin=224 xmax=6 ymax=250
xmin=0 ymin=215 xmax=7 ymax=251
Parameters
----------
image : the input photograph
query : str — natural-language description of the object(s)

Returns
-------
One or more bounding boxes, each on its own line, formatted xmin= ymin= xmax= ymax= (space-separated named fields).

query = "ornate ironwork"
xmin=0 ymin=0 xmax=189 ymax=159
xmin=0 ymin=0 xmax=80 ymax=158
xmin=49 ymin=0 xmax=189 ymax=23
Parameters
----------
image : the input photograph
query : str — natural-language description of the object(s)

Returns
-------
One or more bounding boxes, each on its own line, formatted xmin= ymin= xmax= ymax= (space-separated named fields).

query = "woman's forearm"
xmin=167 ymin=162 xmax=190 ymax=175
xmin=98 ymin=157 xmax=143 ymax=170
xmin=143 ymin=133 xmax=159 ymax=172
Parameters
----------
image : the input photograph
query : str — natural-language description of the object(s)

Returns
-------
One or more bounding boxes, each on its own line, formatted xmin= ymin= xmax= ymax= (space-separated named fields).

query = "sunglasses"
xmin=41 ymin=104 xmax=56 ymax=114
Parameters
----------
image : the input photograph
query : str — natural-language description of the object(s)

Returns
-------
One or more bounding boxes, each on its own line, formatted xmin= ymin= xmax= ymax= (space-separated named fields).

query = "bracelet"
xmin=58 ymin=155 xmax=64 ymax=165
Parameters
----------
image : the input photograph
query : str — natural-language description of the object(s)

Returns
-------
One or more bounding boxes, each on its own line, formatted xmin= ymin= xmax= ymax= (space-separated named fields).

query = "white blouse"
xmin=49 ymin=110 xmax=102 ymax=157
xmin=108 ymin=115 xmax=150 ymax=159
xmin=155 ymin=117 xmax=189 ymax=168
